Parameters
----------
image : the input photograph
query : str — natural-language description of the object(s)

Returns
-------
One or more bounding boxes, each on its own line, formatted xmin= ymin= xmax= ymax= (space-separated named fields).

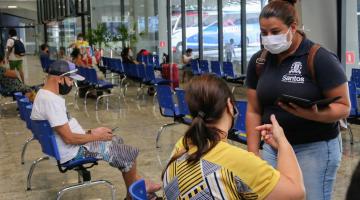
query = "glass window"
xmin=245 ymin=0 xmax=262 ymax=72
xmin=223 ymin=0 xmax=241 ymax=72
xmin=202 ymin=0 xmax=218 ymax=61
xmin=171 ymin=0 xmax=182 ymax=63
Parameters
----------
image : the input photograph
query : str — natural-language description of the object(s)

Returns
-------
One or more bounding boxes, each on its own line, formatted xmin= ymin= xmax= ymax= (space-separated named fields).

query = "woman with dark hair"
xmin=246 ymin=0 xmax=350 ymax=199
xmin=121 ymin=47 xmax=139 ymax=64
xmin=162 ymin=74 xmax=305 ymax=199
xmin=71 ymin=48 xmax=90 ymax=68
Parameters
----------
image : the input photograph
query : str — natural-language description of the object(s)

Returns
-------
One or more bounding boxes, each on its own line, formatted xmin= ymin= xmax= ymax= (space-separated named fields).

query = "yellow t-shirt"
xmin=163 ymin=138 xmax=280 ymax=200
xmin=75 ymin=40 xmax=89 ymax=48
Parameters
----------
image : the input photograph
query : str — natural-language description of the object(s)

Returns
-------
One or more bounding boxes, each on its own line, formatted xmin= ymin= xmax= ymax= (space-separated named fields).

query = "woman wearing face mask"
xmin=162 ymin=74 xmax=305 ymax=199
xmin=246 ymin=0 xmax=350 ymax=199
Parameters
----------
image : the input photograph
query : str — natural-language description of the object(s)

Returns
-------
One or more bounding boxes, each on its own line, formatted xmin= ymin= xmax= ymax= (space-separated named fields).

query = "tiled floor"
xmin=0 ymin=56 xmax=359 ymax=200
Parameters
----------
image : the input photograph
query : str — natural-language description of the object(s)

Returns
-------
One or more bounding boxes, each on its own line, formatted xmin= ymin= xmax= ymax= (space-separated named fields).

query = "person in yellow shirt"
xmin=162 ymin=74 xmax=305 ymax=199
xmin=68 ymin=33 xmax=89 ymax=51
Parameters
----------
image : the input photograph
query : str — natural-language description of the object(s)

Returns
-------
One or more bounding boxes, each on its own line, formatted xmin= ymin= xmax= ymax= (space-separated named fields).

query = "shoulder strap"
xmin=307 ymin=44 xmax=321 ymax=82
xmin=255 ymin=49 xmax=268 ymax=78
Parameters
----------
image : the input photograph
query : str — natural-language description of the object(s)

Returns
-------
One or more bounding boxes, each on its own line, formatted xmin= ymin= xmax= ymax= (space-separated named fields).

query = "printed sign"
xmin=346 ymin=51 xmax=355 ymax=65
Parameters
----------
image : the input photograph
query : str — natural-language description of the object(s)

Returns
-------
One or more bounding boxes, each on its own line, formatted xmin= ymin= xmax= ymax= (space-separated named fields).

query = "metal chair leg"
xmin=27 ymin=156 xmax=50 ymax=190
xmin=348 ymin=125 xmax=354 ymax=145
xmin=96 ymin=94 xmax=114 ymax=111
xmin=156 ymin=122 xmax=180 ymax=148
xmin=84 ymin=90 xmax=92 ymax=105
xmin=56 ymin=180 xmax=116 ymax=200
xmin=21 ymin=136 xmax=35 ymax=164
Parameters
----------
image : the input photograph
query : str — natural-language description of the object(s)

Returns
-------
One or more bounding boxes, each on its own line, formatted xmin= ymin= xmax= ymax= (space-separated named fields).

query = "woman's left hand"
xmin=278 ymin=101 xmax=319 ymax=121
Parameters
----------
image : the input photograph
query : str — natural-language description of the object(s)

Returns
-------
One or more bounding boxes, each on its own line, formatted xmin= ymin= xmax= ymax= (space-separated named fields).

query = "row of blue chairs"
xmin=15 ymin=92 xmax=116 ymax=199
xmin=190 ymin=59 xmax=246 ymax=84
xmin=101 ymin=57 xmax=170 ymax=98
xmin=76 ymin=67 xmax=117 ymax=110
xmin=136 ymin=54 xmax=161 ymax=70
xmin=154 ymin=84 xmax=248 ymax=148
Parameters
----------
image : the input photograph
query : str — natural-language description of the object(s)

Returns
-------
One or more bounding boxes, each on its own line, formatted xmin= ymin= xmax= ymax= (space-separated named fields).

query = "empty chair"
xmin=210 ymin=60 xmax=224 ymax=78
xmin=27 ymin=120 xmax=116 ymax=199
xmin=345 ymin=81 xmax=357 ymax=144
xmin=228 ymin=100 xmax=247 ymax=144
xmin=222 ymin=61 xmax=246 ymax=82
xmin=155 ymin=85 xmax=188 ymax=148
xmin=175 ymin=88 xmax=192 ymax=124
xmin=21 ymin=104 xmax=37 ymax=165
xmin=199 ymin=60 xmax=210 ymax=74
xmin=84 ymin=68 xmax=118 ymax=110
xmin=19 ymin=97 xmax=31 ymax=121
xmin=190 ymin=60 xmax=201 ymax=75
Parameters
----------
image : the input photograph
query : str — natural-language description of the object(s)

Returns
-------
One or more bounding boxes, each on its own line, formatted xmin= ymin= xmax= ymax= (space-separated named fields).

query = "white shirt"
xmin=225 ymin=43 xmax=235 ymax=54
xmin=6 ymin=36 xmax=23 ymax=61
xmin=31 ymin=89 xmax=85 ymax=163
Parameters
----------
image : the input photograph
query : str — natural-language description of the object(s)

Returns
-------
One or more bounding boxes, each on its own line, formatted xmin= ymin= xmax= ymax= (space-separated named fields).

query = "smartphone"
xmin=111 ymin=127 xmax=119 ymax=133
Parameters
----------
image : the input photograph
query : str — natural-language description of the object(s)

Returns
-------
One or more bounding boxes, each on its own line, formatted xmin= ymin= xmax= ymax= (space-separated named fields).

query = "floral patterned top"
xmin=0 ymin=66 xmax=30 ymax=95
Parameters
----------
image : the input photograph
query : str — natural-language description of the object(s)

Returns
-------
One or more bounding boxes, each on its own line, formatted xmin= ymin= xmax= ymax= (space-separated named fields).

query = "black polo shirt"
xmin=246 ymin=38 xmax=347 ymax=145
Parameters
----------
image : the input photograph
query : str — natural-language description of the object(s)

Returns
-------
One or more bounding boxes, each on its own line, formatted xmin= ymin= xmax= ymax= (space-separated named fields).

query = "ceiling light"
xmin=7 ymin=5 xmax=17 ymax=9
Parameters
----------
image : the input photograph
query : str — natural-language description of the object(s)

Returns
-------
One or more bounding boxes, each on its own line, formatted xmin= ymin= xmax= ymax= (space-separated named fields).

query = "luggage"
xmin=161 ymin=63 xmax=179 ymax=89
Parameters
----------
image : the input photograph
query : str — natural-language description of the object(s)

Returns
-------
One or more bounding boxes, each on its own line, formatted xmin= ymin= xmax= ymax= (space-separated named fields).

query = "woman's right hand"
xmin=255 ymin=114 xmax=288 ymax=149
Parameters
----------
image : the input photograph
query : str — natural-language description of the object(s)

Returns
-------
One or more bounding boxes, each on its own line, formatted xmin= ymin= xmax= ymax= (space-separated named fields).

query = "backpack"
xmin=255 ymin=43 xmax=321 ymax=81
xmin=10 ymin=38 xmax=26 ymax=56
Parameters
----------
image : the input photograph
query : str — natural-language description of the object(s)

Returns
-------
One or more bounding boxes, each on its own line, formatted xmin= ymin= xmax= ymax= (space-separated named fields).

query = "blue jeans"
xmin=262 ymin=134 xmax=342 ymax=200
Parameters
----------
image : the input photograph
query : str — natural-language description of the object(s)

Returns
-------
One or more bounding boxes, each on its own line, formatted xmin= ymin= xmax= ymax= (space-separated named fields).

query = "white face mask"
xmin=261 ymin=28 xmax=293 ymax=54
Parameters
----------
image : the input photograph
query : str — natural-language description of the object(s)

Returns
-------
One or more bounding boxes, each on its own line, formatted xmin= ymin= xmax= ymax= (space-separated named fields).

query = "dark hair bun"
xmin=283 ymin=0 xmax=297 ymax=5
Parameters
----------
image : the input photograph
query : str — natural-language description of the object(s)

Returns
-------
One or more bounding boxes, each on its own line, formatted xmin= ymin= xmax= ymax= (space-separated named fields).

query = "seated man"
xmin=0 ymin=54 xmax=34 ymax=98
xmin=30 ymin=60 xmax=161 ymax=199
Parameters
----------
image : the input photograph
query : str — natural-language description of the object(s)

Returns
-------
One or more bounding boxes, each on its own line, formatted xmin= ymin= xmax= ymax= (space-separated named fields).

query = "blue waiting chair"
xmin=20 ymin=103 xmax=38 ymax=165
xmin=155 ymin=85 xmax=188 ymax=148
xmin=19 ymin=97 xmax=31 ymax=121
xmin=175 ymin=88 xmax=192 ymax=124
xmin=210 ymin=61 xmax=225 ymax=78
xmin=351 ymin=68 xmax=360 ymax=95
xmin=345 ymin=81 xmax=357 ymax=144
xmin=228 ymin=100 xmax=248 ymax=145
xmin=84 ymin=68 xmax=118 ymax=110
xmin=27 ymin=120 xmax=116 ymax=199
xmin=199 ymin=60 xmax=210 ymax=74
xmin=190 ymin=60 xmax=201 ymax=75
xmin=222 ymin=62 xmax=246 ymax=93
xmin=129 ymin=179 xmax=147 ymax=200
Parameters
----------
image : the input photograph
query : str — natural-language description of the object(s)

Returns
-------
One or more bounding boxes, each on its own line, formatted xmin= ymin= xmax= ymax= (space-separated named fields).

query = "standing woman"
xmin=245 ymin=0 xmax=350 ymax=199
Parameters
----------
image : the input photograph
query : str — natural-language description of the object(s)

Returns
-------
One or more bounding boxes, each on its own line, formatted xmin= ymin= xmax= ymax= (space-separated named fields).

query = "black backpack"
xmin=11 ymin=38 xmax=26 ymax=56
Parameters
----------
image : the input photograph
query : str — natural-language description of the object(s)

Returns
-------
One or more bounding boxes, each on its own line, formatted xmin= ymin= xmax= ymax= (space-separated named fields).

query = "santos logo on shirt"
xmin=281 ymin=61 xmax=305 ymax=84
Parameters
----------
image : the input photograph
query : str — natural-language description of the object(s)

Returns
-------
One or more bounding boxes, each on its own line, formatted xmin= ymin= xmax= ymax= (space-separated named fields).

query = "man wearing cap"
xmin=30 ymin=60 xmax=161 ymax=199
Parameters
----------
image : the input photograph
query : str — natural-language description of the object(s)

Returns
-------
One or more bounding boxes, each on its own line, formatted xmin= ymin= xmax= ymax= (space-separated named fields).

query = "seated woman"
xmin=162 ymin=74 xmax=305 ymax=199
xmin=0 ymin=54 xmax=35 ymax=99
xmin=71 ymin=48 xmax=91 ymax=68
xmin=121 ymin=47 xmax=140 ymax=64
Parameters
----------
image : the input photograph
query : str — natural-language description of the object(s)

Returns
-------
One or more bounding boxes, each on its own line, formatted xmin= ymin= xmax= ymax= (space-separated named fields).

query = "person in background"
xmin=31 ymin=60 xmax=161 ymax=200
xmin=162 ymin=74 xmax=305 ymax=199
xmin=69 ymin=33 xmax=89 ymax=49
xmin=6 ymin=29 xmax=25 ymax=83
xmin=71 ymin=48 xmax=90 ymax=68
xmin=245 ymin=0 xmax=350 ymax=199
xmin=181 ymin=48 xmax=193 ymax=83
xmin=225 ymin=38 xmax=236 ymax=62
xmin=121 ymin=47 xmax=139 ymax=64
xmin=0 ymin=54 xmax=35 ymax=100
xmin=58 ymin=46 xmax=67 ymax=60
xmin=39 ymin=44 xmax=50 ymax=60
